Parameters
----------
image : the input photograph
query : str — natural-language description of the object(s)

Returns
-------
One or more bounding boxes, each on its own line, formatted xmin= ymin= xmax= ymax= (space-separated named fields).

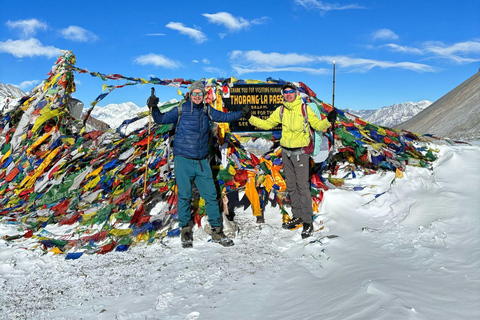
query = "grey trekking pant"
xmin=282 ymin=148 xmax=313 ymax=223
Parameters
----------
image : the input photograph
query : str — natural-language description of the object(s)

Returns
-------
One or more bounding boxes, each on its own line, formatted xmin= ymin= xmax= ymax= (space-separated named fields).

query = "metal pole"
xmin=332 ymin=59 xmax=336 ymax=108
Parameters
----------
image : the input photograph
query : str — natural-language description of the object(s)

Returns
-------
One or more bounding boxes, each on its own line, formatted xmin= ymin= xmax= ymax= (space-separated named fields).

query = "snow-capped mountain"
xmin=90 ymin=102 xmax=148 ymax=129
xmin=0 ymin=83 xmax=26 ymax=100
xmin=0 ymin=83 xmax=26 ymax=113
xmin=90 ymin=99 xmax=178 ymax=130
xmin=345 ymin=100 xmax=432 ymax=127
xmin=343 ymin=108 xmax=377 ymax=120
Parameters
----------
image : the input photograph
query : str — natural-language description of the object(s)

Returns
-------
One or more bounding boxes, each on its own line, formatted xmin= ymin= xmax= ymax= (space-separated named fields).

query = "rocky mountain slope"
xmin=395 ymin=70 xmax=480 ymax=140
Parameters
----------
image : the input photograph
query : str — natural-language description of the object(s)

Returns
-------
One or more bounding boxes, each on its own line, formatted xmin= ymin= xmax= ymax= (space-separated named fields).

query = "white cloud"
xmin=424 ymin=40 xmax=480 ymax=56
xmin=166 ymin=22 xmax=207 ymax=43
xmin=202 ymin=58 xmax=210 ymax=65
xmin=0 ymin=38 xmax=61 ymax=58
xmin=229 ymin=50 xmax=437 ymax=74
xmin=134 ymin=53 xmax=181 ymax=69
xmin=6 ymin=19 xmax=47 ymax=37
xmin=16 ymin=80 xmax=41 ymax=91
xmin=229 ymin=50 xmax=317 ymax=67
xmin=295 ymin=0 xmax=365 ymax=13
xmin=204 ymin=66 xmax=227 ymax=77
xmin=384 ymin=44 xmax=422 ymax=54
xmin=192 ymin=60 xmax=199 ymax=63
xmin=146 ymin=33 xmax=166 ymax=36
xmin=251 ymin=17 xmax=270 ymax=26
xmin=429 ymin=55 xmax=479 ymax=64
xmin=203 ymin=12 xmax=268 ymax=31
xmin=232 ymin=65 xmax=330 ymax=75
xmin=384 ymin=40 xmax=480 ymax=64
xmin=61 ymin=26 xmax=98 ymax=42
xmin=423 ymin=41 xmax=480 ymax=64
xmin=319 ymin=55 xmax=437 ymax=73
xmin=219 ymin=33 xmax=227 ymax=39
xmin=229 ymin=50 xmax=327 ymax=74
xmin=372 ymin=29 xmax=399 ymax=41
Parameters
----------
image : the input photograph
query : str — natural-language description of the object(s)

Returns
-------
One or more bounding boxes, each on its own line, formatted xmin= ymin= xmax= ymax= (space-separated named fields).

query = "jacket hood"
xmin=283 ymin=94 xmax=302 ymax=111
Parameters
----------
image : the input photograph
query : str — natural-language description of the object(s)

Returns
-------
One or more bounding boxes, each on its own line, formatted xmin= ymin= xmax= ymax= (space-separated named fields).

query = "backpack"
xmin=175 ymin=102 xmax=212 ymax=128
xmin=279 ymin=102 xmax=318 ymax=155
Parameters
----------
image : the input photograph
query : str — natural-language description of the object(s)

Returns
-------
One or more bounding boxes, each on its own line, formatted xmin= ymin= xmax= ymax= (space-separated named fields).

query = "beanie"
xmin=189 ymin=81 xmax=206 ymax=96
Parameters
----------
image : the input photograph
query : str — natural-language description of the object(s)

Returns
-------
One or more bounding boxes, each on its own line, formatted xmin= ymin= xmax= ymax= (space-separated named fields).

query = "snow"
xmin=0 ymin=83 xmax=26 ymax=100
xmin=1 ymin=143 xmax=479 ymax=320
xmin=90 ymin=102 xmax=149 ymax=129
xmin=0 ymin=83 xmax=26 ymax=114
xmin=90 ymin=99 xmax=179 ymax=131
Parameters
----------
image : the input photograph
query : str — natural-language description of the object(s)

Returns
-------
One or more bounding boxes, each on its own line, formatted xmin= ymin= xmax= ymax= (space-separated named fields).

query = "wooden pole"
xmin=143 ymin=87 xmax=155 ymax=199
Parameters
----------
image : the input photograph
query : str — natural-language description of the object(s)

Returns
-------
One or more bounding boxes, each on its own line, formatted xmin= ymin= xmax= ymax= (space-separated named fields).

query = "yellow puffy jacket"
xmin=249 ymin=95 xmax=331 ymax=149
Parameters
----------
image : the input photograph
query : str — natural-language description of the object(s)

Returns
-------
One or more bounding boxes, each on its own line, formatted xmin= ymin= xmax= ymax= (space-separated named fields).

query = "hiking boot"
xmin=282 ymin=217 xmax=303 ymax=230
xmin=256 ymin=216 xmax=265 ymax=224
xmin=181 ymin=226 xmax=193 ymax=248
xmin=211 ymin=227 xmax=234 ymax=247
xmin=301 ymin=223 xmax=313 ymax=239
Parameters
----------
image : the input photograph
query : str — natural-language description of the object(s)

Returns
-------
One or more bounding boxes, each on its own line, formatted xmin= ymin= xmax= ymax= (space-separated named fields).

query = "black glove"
xmin=241 ymin=105 xmax=252 ymax=119
xmin=147 ymin=96 xmax=159 ymax=110
xmin=327 ymin=108 xmax=337 ymax=125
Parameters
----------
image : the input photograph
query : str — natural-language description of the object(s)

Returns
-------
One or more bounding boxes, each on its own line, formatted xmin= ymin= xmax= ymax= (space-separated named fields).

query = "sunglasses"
xmin=283 ymin=89 xmax=296 ymax=94
xmin=191 ymin=92 xmax=204 ymax=97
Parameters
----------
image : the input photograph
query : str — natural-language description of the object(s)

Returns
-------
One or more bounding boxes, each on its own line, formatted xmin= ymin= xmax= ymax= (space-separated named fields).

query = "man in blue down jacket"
xmin=148 ymin=81 xmax=246 ymax=248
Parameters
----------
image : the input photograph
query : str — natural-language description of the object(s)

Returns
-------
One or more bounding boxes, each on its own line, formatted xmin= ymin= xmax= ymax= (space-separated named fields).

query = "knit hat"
xmin=282 ymin=82 xmax=297 ymax=91
xmin=189 ymin=81 xmax=206 ymax=96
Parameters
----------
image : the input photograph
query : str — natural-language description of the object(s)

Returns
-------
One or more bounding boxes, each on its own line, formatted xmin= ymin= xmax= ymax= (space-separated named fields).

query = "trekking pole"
xmin=143 ymin=87 xmax=155 ymax=199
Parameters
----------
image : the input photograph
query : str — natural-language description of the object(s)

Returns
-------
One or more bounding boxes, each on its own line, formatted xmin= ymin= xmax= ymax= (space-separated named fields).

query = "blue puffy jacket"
xmin=151 ymin=100 xmax=242 ymax=159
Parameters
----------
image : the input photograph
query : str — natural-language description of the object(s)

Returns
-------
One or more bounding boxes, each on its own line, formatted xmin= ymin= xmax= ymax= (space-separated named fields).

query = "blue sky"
xmin=0 ymin=0 xmax=479 ymax=110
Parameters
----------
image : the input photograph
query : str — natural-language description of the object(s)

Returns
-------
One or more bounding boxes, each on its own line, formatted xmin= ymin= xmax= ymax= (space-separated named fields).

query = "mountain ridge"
xmin=344 ymin=100 xmax=432 ymax=127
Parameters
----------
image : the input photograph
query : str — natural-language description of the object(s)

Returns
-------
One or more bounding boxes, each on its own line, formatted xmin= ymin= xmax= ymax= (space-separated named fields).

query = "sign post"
xmin=222 ymin=84 xmax=283 ymax=132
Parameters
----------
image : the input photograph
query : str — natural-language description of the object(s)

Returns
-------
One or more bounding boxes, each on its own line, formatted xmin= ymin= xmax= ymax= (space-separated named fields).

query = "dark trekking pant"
xmin=174 ymin=156 xmax=221 ymax=229
xmin=282 ymin=149 xmax=313 ymax=223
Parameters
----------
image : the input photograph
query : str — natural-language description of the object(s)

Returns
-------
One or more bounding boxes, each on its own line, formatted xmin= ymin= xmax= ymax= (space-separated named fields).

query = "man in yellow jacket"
xmin=242 ymin=82 xmax=336 ymax=238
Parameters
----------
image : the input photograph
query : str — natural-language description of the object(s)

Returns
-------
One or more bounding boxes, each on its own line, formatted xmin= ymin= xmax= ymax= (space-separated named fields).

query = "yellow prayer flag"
xmin=263 ymin=175 xmax=274 ymax=193
xmin=1 ymin=149 xmax=11 ymax=163
xmin=49 ymin=247 xmax=63 ymax=255
xmin=83 ymin=175 xmax=101 ymax=191
xmin=61 ymin=137 xmax=75 ymax=146
xmin=271 ymin=166 xmax=286 ymax=192
xmin=81 ymin=211 xmax=97 ymax=223
xmin=87 ymin=166 xmax=103 ymax=179
xmin=109 ymin=228 xmax=133 ymax=237
xmin=111 ymin=185 xmax=124 ymax=197
xmin=27 ymin=131 xmax=53 ymax=155
xmin=32 ymin=109 xmax=64 ymax=132
xmin=245 ymin=177 xmax=262 ymax=216
xmin=228 ymin=165 xmax=236 ymax=176
xmin=395 ymin=168 xmax=403 ymax=179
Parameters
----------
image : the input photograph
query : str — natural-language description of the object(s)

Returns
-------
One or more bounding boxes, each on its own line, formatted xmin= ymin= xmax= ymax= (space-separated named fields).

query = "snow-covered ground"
xmin=1 ymin=143 xmax=479 ymax=320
